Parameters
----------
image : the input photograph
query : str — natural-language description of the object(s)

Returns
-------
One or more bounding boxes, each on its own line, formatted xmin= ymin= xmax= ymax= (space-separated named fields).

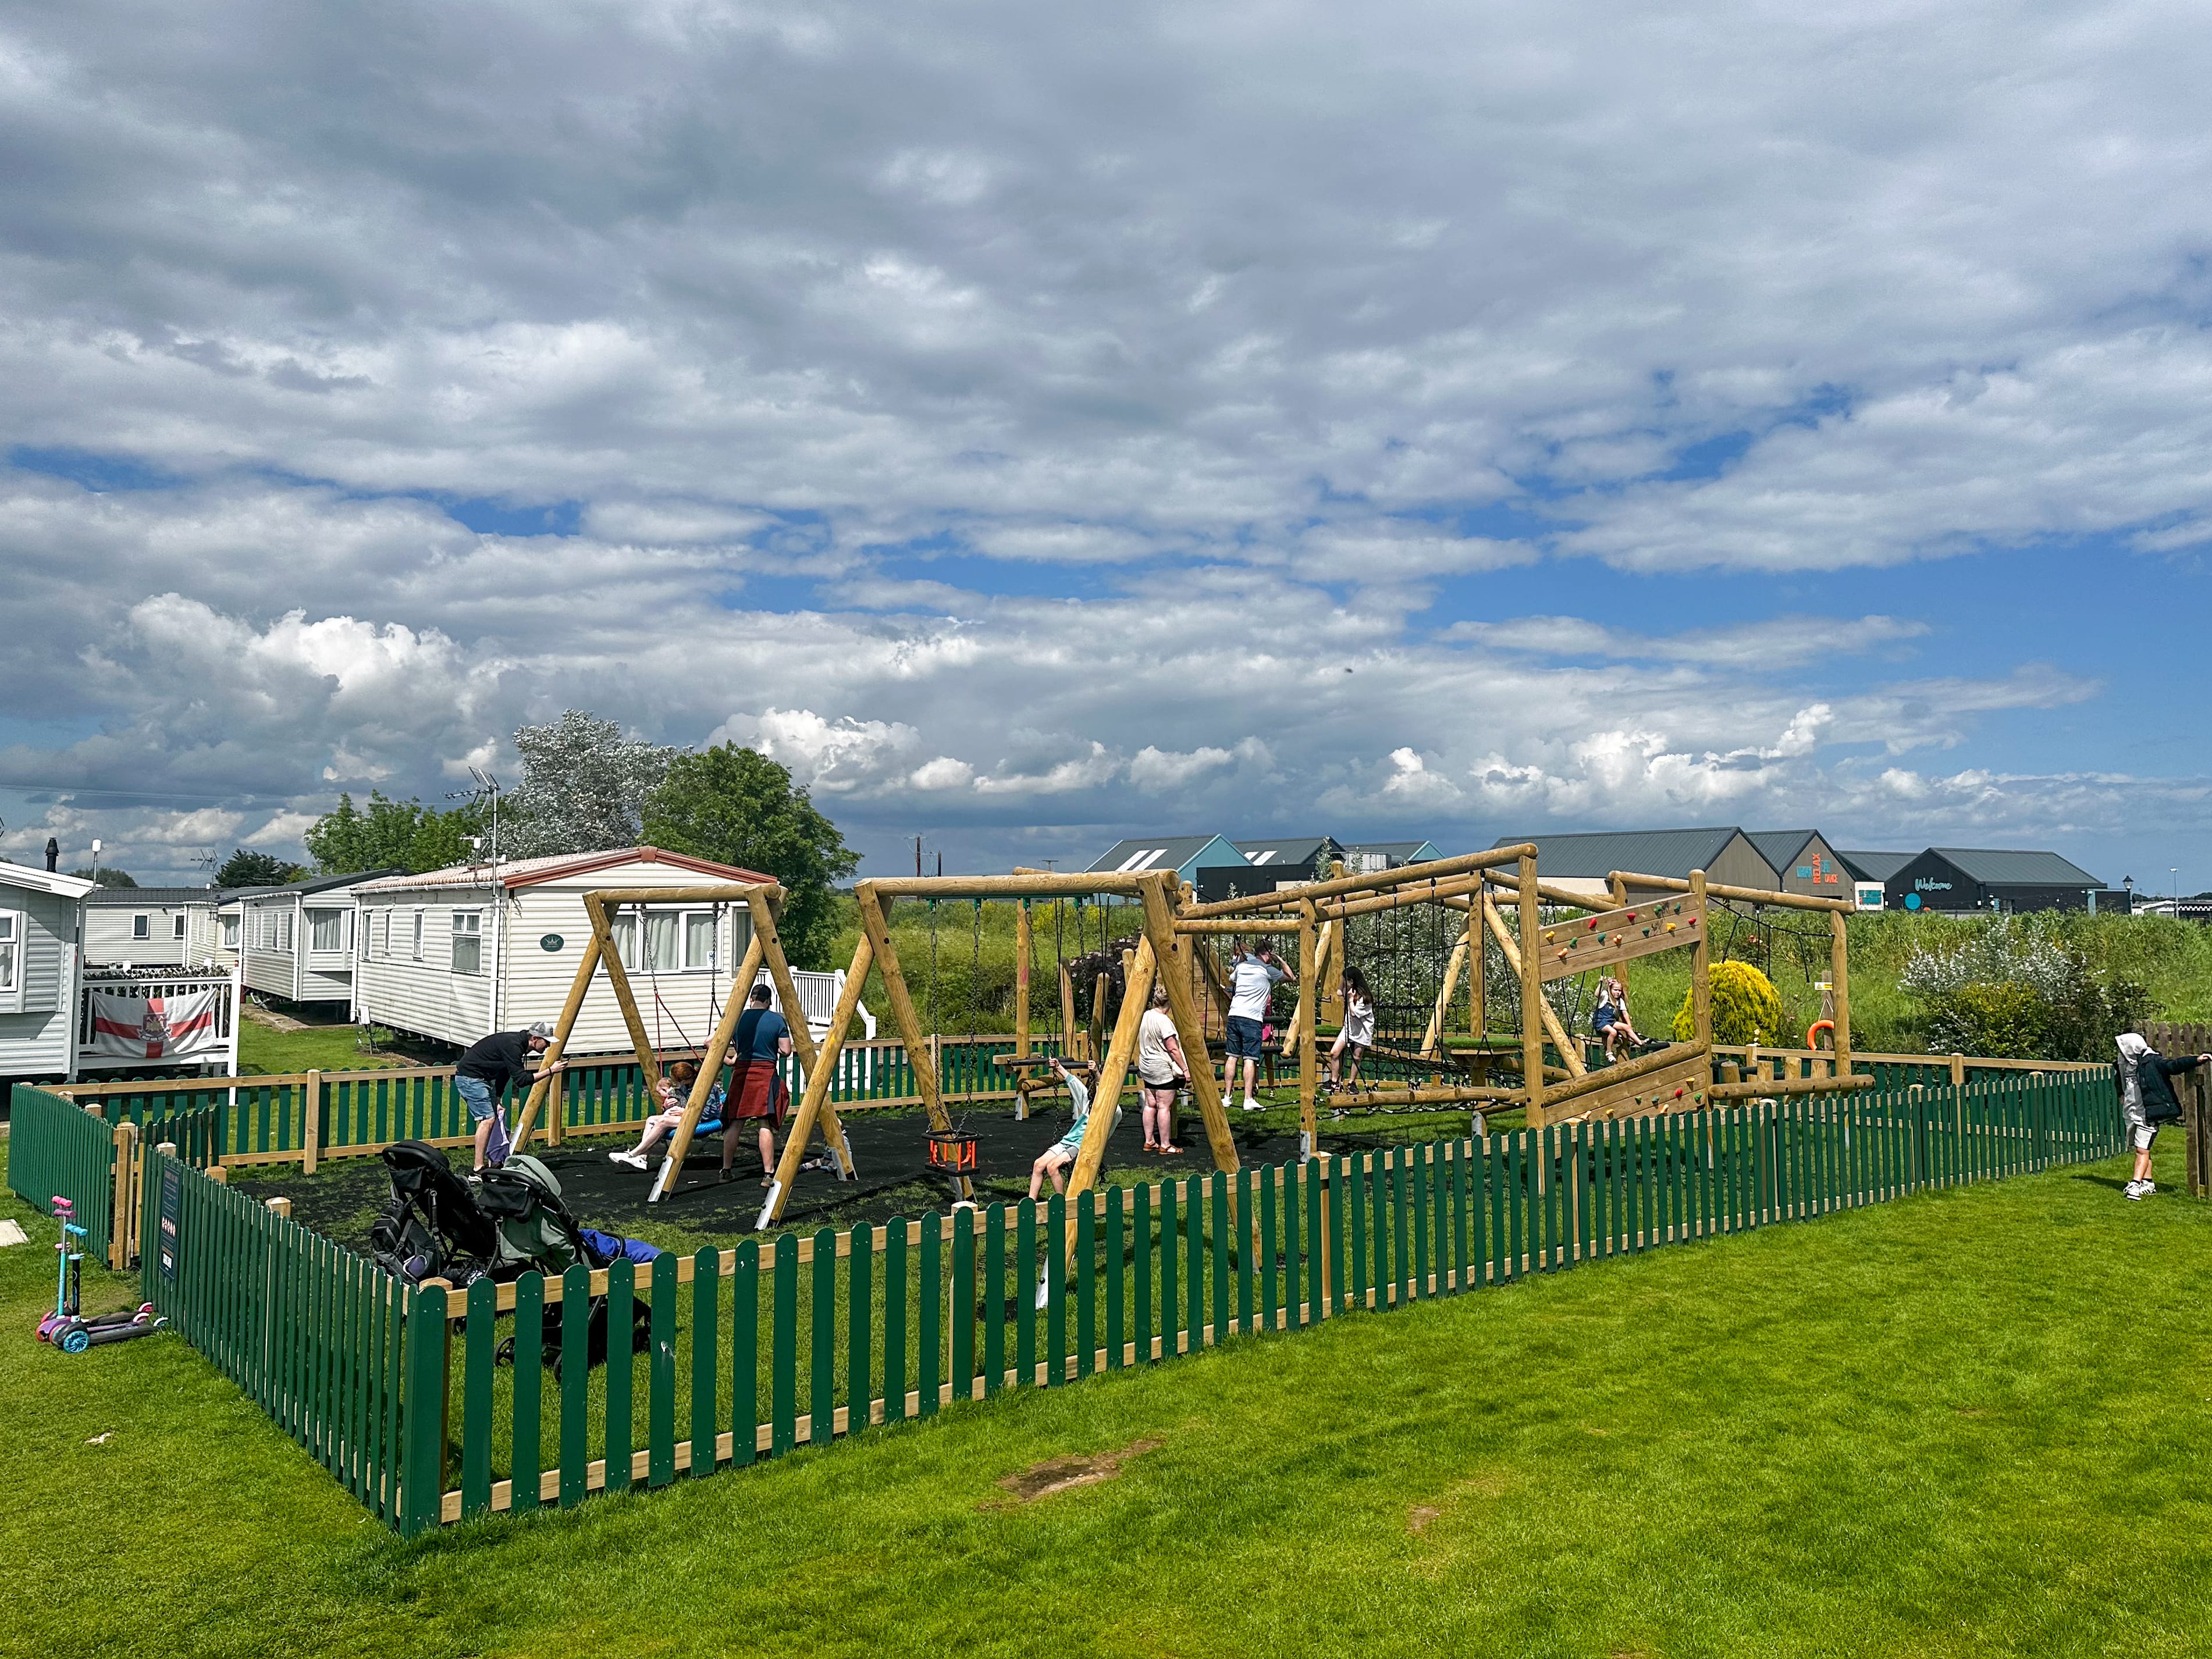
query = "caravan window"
xmin=276 ymin=910 xmax=293 ymax=953
xmin=132 ymin=914 xmax=150 ymax=940
xmin=0 ymin=913 xmax=16 ymax=992
xmin=451 ymin=910 xmax=483 ymax=975
xmin=610 ymin=909 xmax=683 ymax=973
xmin=222 ymin=914 xmax=239 ymax=949
xmin=684 ymin=912 xmax=717 ymax=970
xmin=411 ymin=910 xmax=424 ymax=960
xmin=173 ymin=913 xmax=187 ymax=940
xmin=308 ymin=908 xmax=344 ymax=952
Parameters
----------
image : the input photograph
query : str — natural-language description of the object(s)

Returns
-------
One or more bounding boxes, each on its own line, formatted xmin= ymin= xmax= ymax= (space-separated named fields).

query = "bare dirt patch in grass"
xmin=993 ymin=1437 xmax=1164 ymax=1504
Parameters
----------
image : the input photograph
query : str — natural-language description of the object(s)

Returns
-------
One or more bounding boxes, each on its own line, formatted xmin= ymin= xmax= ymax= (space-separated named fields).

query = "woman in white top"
xmin=1133 ymin=983 xmax=1188 ymax=1154
xmin=1325 ymin=965 xmax=1376 ymax=1093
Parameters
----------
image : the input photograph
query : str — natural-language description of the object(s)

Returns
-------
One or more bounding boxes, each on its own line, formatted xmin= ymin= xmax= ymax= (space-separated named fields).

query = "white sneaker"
xmin=614 ymin=1151 xmax=647 ymax=1170
xmin=1243 ymin=1096 xmax=1264 ymax=1112
xmin=2124 ymin=1179 xmax=2150 ymax=1201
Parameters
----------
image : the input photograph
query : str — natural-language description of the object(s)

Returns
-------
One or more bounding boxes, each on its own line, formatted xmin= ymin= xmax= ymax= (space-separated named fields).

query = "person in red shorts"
xmin=721 ymin=984 xmax=794 ymax=1185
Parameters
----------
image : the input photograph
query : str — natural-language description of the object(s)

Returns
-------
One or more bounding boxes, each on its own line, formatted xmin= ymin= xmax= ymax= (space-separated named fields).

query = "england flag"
xmin=90 ymin=989 xmax=222 ymax=1060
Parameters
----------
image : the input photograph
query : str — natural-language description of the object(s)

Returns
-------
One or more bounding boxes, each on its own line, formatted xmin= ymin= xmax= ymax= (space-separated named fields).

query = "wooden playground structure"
xmin=510 ymin=848 xmax=1872 ymax=1230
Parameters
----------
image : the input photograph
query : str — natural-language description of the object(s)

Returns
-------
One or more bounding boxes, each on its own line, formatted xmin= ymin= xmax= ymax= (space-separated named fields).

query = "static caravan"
xmin=238 ymin=870 xmax=401 ymax=1007
xmin=350 ymin=846 xmax=869 ymax=1058
xmin=82 ymin=886 xmax=232 ymax=969
xmin=0 ymin=864 xmax=93 ymax=1080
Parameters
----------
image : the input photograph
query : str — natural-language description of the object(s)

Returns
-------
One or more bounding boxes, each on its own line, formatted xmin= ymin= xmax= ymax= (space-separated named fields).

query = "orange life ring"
xmin=1806 ymin=1019 xmax=1835 ymax=1050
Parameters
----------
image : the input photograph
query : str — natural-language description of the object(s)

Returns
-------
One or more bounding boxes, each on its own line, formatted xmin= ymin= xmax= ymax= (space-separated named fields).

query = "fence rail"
xmin=90 ymin=1070 xmax=2122 ymax=1535
xmin=47 ymin=1035 xmax=1063 ymax=1171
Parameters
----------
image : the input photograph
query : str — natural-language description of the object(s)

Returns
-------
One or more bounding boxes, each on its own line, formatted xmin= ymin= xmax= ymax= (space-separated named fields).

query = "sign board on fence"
xmin=157 ymin=1163 xmax=182 ymax=1280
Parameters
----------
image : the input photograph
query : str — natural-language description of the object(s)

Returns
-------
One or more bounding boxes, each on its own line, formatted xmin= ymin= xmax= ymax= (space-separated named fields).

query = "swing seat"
xmin=926 ymin=1128 xmax=980 ymax=1172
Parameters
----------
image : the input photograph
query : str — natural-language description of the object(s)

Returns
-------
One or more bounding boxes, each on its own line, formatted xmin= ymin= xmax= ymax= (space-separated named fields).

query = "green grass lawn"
xmin=7 ymin=1134 xmax=2212 ymax=1657
xmin=237 ymin=1018 xmax=422 ymax=1076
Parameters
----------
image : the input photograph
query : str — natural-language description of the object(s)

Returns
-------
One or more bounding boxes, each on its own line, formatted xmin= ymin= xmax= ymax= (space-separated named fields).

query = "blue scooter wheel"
xmin=60 ymin=1327 xmax=91 ymax=1355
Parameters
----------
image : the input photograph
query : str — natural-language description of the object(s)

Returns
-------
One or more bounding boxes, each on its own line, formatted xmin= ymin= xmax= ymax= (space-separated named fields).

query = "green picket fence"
xmin=7 ymin=1084 xmax=119 ymax=1240
xmin=117 ymin=1071 xmax=2117 ymax=1536
xmin=138 ymin=1144 xmax=421 ymax=1525
xmin=58 ymin=1036 xmax=1063 ymax=1168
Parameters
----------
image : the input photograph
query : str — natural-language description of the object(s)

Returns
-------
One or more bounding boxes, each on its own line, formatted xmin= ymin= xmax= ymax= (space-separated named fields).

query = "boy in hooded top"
xmin=2115 ymin=1031 xmax=2211 ymax=1200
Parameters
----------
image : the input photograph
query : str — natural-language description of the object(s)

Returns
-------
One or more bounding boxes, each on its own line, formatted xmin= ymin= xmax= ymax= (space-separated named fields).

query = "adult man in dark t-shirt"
xmin=456 ymin=1022 xmax=562 ymax=1170
xmin=722 ymin=985 xmax=794 ymax=1183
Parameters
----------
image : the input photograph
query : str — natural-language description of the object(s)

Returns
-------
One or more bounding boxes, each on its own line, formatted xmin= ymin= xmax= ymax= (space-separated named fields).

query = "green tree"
xmin=506 ymin=710 xmax=676 ymax=859
xmin=304 ymin=791 xmax=488 ymax=874
xmin=216 ymin=849 xmax=304 ymax=888
xmin=71 ymin=866 xmax=138 ymax=888
xmin=641 ymin=743 xmax=859 ymax=967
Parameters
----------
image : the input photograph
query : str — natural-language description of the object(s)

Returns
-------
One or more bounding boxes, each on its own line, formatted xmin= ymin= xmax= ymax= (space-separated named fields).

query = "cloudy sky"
xmin=3 ymin=0 xmax=2209 ymax=888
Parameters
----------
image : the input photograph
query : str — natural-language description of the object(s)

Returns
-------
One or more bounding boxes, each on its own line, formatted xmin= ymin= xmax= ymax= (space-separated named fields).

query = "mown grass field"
xmin=8 ymin=1128 xmax=2212 ymax=1657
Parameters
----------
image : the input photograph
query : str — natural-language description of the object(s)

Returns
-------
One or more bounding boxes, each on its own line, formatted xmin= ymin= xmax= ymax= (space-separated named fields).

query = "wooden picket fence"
xmin=49 ymin=1034 xmax=1056 ymax=1173
xmin=119 ymin=1069 xmax=2121 ymax=1536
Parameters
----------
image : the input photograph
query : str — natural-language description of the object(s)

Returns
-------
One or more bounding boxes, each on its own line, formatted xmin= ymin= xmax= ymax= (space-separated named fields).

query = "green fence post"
xmin=771 ymin=1234 xmax=798 ymax=1454
xmin=918 ymin=1213 xmax=943 ymax=1415
xmin=882 ymin=1220 xmax=906 ymax=1423
xmin=690 ymin=1248 xmax=719 ymax=1475
xmin=810 ymin=1227 xmax=837 ymax=1446
xmin=1136 ymin=1182 xmax=1157 ymax=1359
xmin=1105 ymin=1186 xmax=1126 ymax=1367
xmin=604 ymin=1257 xmax=635 ymax=1491
xmin=399 ymin=1284 xmax=448 ymax=1537
xmin=951 ymin=1207 xmax=975 ymax=1404
xmin=649 ymin=1252 xmax=678 ymax=1487
xmin=849 ymin=1226 xmax=874 ymax=1432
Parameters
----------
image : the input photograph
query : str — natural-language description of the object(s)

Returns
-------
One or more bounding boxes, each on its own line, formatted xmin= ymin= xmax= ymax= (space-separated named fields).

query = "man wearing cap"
xmin=456 ymin=1022 xmax=563 ymax=1171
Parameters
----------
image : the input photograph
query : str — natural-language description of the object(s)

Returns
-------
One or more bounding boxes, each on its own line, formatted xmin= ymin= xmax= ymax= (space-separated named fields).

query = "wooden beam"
xmin=1708 ymin=1073 xmax=1876 ymax=1101
xmin=1173 ymin=917 xmax=1303 ymax=934
xmin=1179 ymin=843 xmax=1538 ymax=919
xmin=649 ymin=927 xmax=766 ymax=1203
xmin=1480 ymin=889 xmax=1585 ymax=1081
xmin=582 ymin=895 xmax=663 ymax=1095
xmin=862 ymin=873 xmax=1150 ymax=900
xmin=510 ymin=925 xmax=599 ymax=1149
xmin=760 ymin=934 xmax=873 ymax=1227
xmin=1690 ymin=870 xmax=1712 ymax=1048
xmin=855 ymin=891 xmax=953 ymax=1134
xmin=1062 ymin=934 xmax=1154 ymax=1202
xmin=1532 ymin=1038 xmax=1710 ymax=1110
xmin=1517 ymin=853 xmax=1546 ymax=1128
xmin=1532 ymin=894 xmax=1704 ymax=982
xmin=747 ymin=889 xmax=855 ymax=1176
xmin=1299 ymin=903 xmax=1318 ymax=1151
xmin=1829 ymin=908 xmax=1854 ymax=1076
xmin=1420 ymin=920 xmax=1470 ymax=1060
xmin=1138 ymin=874 xmax=1239 ymax=1176
xmin=1467 ymin=901 xmax=1488 ymax=1085
xmin=1474 ymin=868 xmax=1620 ymax=911
xmin=1612 ymin=869 xmax=1858 ymax=914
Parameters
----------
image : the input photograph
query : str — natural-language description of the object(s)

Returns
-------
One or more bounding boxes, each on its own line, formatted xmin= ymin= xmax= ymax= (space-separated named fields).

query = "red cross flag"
xmin=90 ymin=990 xmax=222 ymax=1060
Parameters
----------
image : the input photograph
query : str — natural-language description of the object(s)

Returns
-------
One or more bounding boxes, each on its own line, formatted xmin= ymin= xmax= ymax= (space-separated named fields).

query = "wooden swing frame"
xmin=506 ymin=881 xmax=859 ymax=1207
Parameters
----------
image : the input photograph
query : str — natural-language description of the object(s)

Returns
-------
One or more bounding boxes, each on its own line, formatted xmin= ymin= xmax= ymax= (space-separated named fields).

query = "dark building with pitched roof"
xmin=1491 ymin=827 xmax=1779 ymax=900
xmin=1886 ymin=848 xmax=2107 ymax=914
xmin=1745 ymin=831 xmax=1854 ymax=899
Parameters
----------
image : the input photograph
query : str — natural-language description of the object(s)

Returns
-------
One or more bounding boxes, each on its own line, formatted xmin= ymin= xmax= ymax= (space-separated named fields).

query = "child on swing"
xmin=1030 ymin=1055 xmax=1114 ymax=1199
xmin=609 ymin=1056 xmax=731 ymax=1171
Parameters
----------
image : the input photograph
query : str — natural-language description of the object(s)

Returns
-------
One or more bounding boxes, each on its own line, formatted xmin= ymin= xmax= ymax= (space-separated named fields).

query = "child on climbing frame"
xmin=1030 ymin=1056 xmax=1115 ymax=1199
xmin=1594 ymin=976 xmax=1644 ymax=1063
xmin=1324 ymin=964 xmax=1375 ymax=1095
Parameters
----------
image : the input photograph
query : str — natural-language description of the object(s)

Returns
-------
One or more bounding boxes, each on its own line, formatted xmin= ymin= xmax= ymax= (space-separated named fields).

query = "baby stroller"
xmin=367 ymin=1144 xmax=655 ymax=1377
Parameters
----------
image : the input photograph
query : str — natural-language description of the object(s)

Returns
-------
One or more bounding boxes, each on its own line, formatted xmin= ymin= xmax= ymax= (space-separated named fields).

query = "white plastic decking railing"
xmin=753 ymin=967 xmax=876 ymax=1040
xmin=74 ymin=964 xmax=244 ymax=1077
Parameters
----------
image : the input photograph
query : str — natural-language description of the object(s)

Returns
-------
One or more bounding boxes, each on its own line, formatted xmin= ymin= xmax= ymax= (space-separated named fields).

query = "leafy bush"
xmin=1897 ymin=916 xmax=2153 ymax=1060
xmin=1673 ymin=961 xmax=1785 ymax=1045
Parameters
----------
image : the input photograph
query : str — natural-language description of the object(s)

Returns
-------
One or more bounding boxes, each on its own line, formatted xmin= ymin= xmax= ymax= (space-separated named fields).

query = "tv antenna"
xmin=446 ymin=767 xmax=503 ymax=868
